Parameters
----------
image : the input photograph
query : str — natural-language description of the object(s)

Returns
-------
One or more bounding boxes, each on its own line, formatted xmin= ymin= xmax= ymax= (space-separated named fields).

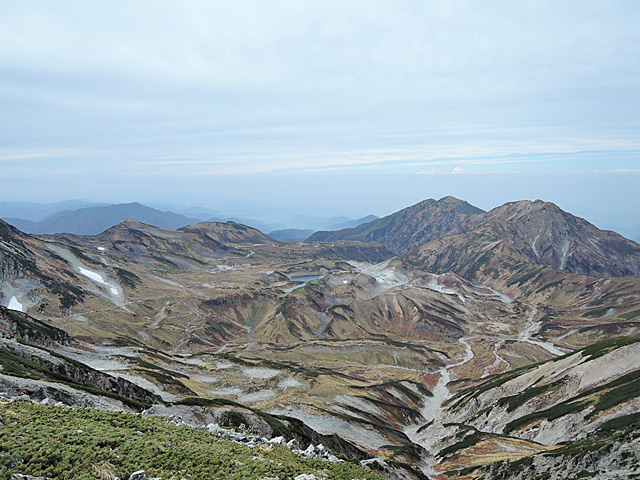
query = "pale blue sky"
xmin=1 ymin=1 xmax=639 ymax=235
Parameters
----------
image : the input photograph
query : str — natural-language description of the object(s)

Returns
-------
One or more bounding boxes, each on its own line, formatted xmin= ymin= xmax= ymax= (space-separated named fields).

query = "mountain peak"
xmin=437 ymin=195 xmax=464 ymax=204
xmin=307 ymin=196 xmax=484 ymax=253
xmin=437 ymin=196 xmax=485 ymax=215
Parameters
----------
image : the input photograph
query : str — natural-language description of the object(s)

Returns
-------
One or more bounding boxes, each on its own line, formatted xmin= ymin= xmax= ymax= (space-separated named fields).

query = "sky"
xmin=1 ymin=1 xmax=639 ymax=235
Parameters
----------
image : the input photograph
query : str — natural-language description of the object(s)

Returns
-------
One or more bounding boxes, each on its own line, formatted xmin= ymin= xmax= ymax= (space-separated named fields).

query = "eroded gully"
xmin=404 ymin=303 xmax=565 ymax=477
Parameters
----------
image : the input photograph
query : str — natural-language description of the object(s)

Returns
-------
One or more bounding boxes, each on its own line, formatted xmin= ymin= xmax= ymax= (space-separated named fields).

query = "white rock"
xmin=269 ymin=436 xmax=286 ymax=445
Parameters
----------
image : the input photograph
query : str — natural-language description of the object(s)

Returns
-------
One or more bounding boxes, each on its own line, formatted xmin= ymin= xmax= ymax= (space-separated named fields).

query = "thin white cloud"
xmin=596 ymin=168 xmax=640 ymax=173
xmin=417 ymin=167 xmax=476 ymax=175
xmin=0 ymin=1 xmax=639 ymax=185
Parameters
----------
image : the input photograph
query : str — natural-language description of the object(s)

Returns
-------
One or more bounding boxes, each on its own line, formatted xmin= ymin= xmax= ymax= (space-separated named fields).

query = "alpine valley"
xmin=1 ymin=196 xmax=639 ymax=480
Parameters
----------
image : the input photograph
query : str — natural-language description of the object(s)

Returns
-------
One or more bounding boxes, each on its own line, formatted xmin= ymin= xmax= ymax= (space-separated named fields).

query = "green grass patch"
xmin=581 ymin=336 xmax=640 ymax=360
xmin=114 ymin=267 xmax=142 ymax=289
xmin=497 ymin=378 xmax=566 ymax=412
xmin=437 ymin=433 xmax=484 ymax=457
xmin=506 ymin=268 xmax=544 ymax=288
xmin=619 ymin=310 xmax=640 ymax=321
xmin=0 ymin=402 xmax=383 ymax=480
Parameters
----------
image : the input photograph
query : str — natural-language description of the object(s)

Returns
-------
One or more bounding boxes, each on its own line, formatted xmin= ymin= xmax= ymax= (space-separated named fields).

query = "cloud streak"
xmin=0 ymin=1 xmax=638 ymax=201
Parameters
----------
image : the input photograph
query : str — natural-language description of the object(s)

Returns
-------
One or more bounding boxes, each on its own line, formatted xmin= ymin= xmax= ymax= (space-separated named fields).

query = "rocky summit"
xmin=0 ymin=196 xmax=639 ymax=479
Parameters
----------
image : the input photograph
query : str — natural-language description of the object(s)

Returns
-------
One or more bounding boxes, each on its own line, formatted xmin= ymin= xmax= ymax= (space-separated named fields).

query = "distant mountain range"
xmin=3 ymin=203 xmax=199 ymax=235
xmin=268 ymin=229 xmax=316 ymax=242
xmin=1 ymin=201 xmax=377 ymax=237
xmin=0 ymin=200 xmax=106 ymax=222
xmin=326 ymin=214 xmax=379 ymax=231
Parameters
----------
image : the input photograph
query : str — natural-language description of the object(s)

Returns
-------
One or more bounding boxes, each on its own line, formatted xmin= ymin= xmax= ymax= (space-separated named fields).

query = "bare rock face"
xmin=0 ymin=221 xmax=34 ymax=281
xmin=481 ymin=200 xmax=640 ymax=277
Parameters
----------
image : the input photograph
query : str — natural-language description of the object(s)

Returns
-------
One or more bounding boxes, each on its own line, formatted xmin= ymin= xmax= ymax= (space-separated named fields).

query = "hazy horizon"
xmin=1 ymin=172 xmax=639 ymax=242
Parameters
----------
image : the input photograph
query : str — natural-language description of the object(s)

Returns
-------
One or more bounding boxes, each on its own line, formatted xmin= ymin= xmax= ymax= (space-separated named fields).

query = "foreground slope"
xmin=415 ymin=337 xmax=640 ymax=477
xmin=0 ymin=401 xmax=386 ymax=480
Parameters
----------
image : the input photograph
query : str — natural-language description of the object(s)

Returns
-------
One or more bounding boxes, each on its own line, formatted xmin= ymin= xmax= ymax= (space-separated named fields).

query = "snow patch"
xmin=78 ymin=267 xmax=120 ymax=297
xmin=79 ymin=267 xmax=107 ymax=284
xmin=8 ymin=296 xmax=23 ymax=312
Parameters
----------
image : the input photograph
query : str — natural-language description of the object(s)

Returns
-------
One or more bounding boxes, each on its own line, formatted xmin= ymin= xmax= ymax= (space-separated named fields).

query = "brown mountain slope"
xmin=405 ymin=204 xmax=640 ymax=279
xmin=311 ymin=196 xmax=640 ymax=277
xmin=306 ymin=196 xmax=485 ymax=254
xmin=0 ymin=220 xmax=90 ymax=310
xmin=481 ymin=200 xmax=640 ymax=276
xmin=179 ymin=221 xmax=272 ymax=244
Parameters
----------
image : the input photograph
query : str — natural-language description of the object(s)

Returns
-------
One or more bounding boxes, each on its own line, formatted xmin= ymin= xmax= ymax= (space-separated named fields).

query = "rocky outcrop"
xmin=0 ymin=306 xmax=71 ymax=346
xmin=144 ymin=403 xmax=372 ymax=462
xmin=0 ymin=337 xmax=160 ymax=408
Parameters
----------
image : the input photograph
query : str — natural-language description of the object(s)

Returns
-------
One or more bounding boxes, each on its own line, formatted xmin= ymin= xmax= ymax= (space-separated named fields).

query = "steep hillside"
xmin=313 ymin=196 xmax=640 ymax=277
xmin=0 ymin=305 xmax=160 ymax=409
xmin=307 ymin=197 xmax=484 ymax=254
xmin=481 ymin=200 xmax=640 ymax=276
xmin=0 ymin=220 xmax=91 ymax=311
xmin=414 ymin=337 xmax=640 ymax=477
xmin=405 ymin=203 xmax=640 ymax=279
xmin=4 ymin=202 xmax=198 ymax=235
